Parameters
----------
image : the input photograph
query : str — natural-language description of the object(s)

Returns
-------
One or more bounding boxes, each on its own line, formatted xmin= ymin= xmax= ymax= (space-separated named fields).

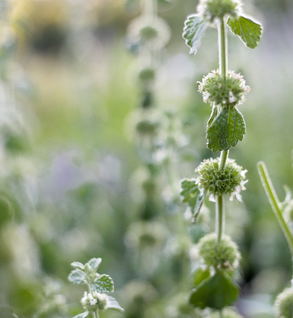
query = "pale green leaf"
xmin=71 ymin=261 xmax=85 ymax=270
xmin=206 ymin=106 xmax=246 ymax=152
xmin=93 ymin=274 xmax=114 ymax=293
xmin=183 ymin=14 xmax=207 ymax=55
xmin=180 ymin=179 xmax=205 ymax=219
xmin=193 ymin=267 xmax=211 ymax=286
xmin=107 ymin=296 xmax=125 ymax=312
xmin=86 ymin=258 xmax=102 ymax=271
xmin=68 ymin=268 xmax=86 ymax=284
xmin=227 ymin=15 xmax=262 ymax=49
xmin=73 ymin=312 xmax=89 ymax=318
xmin=189 ymin=270 xmax=239 ymax=309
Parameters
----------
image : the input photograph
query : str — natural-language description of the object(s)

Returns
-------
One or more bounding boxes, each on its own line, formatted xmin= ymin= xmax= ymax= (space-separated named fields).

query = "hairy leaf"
xmin=71 ymin=261 xmax=85 ymax=270
xmin=227 ymin=15 xmax=262 ymax=49
xmin=107 ymin=296 xmax=125 ymax=312
xmin=73 ymin=312 xmax=89 ymax=318
xmin=189 ymin=270 xmax=239 ymax=309
xmin=93 ymin=274 xmax=114 ymax=293
xmin=183 ymin=14 xmax=207 ymax=55
xmin=206 ymin=106 xmax=246 ymax=152
xmin=180 ymin=179 xmax=205 ymax=219
xmin=86 ymin=258 xmax=102 ymax=271
xmin=68 ymin=269 xmax=86 ymax=285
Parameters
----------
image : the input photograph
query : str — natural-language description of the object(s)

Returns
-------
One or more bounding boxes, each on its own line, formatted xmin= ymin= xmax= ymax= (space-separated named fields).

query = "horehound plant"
xmin=258 ymin=162 xmax=293 ymax=317
xmin=68 ymin=258 xmax=124 ymax=318
xmin=180 ymin=0 xmax=262 ymax=316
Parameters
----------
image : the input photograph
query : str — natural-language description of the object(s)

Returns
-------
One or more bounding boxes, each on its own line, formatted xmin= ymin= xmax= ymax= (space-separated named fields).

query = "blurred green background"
xmin=0 ymin=0 xmax=293 ymax=317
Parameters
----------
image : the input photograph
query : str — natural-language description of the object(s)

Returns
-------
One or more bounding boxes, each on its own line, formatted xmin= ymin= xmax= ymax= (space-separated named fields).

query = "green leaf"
xmin=93 ymin=274 xmax=114 ymax=293
xmin=180 ymin=179 xmax=205 ymax=219
xmin=193 ymin=267 xmax=211 ymax=286
xmin=71 ymin=261 xmax=85 ymax=270
xmin=107 ymin=296 xmax=125 ymax=312
xmin=207 ymin=106 xmax=218 ymax=127
xmin=68 ymin=268 xmax=86 ymax=284
xmin=183 ymin=14 xmax=207 ymax=55
xmin=189 ymin=270 xmax=239 ymax=309
xmin=227 ymin=15 xmax=262 ymax=49
xmin=73 ymin=312 xmax=89 ymax=318
xmin=86 ymin=258 xmax=102 ymax=271
xmin=206 ymin=106 xmax=246 ymax=152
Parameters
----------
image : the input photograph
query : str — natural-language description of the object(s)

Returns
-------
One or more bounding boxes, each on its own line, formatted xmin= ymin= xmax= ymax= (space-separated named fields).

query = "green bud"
xmin=275 ymin=288 xmax=293 ymax=318
xmin=136 ymin=119 xmax=159 ymax=136
xmin=196 ymin=158 xmax=247 ymax=200
xmin=138 ymin=68 xmax=156 ymax=83
xmin=198 ymin=70 xmax=250 ymax=107
xmin=198 ymin=233 xmax=240 ymax=269
xmin=198 ymin=0 xmax=241 ymax=23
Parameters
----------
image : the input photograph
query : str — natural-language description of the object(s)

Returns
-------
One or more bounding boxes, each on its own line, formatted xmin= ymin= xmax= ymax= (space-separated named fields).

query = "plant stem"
xmin=257 ymin=162 xmax=293 ymax=265
xmin=216 ymin=17 xmax=228 ymax=243
xmin=218 ymin=17 xmax=227 ymax=79
xmin=216 ymin=195 xmax=224 ymax=243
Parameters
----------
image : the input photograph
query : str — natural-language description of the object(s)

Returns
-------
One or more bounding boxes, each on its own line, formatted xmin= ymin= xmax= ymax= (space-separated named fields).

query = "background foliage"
xmin=1 ymin=0 xmax=293 ymax=317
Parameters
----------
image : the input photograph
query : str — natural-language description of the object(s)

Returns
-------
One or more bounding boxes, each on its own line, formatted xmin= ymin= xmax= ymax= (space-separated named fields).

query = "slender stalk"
xmin=216 ymin=17 xmax=228 ymax=243
xmin=257 ymin=162 xmax=293 ymax=258
xmin=218 ymin=17 xmax=227 ymax=79
xmin=216 ymin=195 xmax=224 ymax=243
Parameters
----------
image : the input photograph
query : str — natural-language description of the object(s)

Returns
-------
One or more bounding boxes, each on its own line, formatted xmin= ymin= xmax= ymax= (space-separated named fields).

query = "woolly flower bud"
xmin=198 ymin=233 xmax=240 ymax=269
xmin=275 ymin=288 xmax=293 ymax=318
xmin=197 ymin=0 xmax=241 ymax=23
xmin=198 ymin=70 xmax=250 ymax=107
xmin=127 ymin=16 xmax=171 ymax=49
xmin=196 ymin=158 xmax=247 ymax=201
xmin=81 ymin=291 xmax=108 ymax=312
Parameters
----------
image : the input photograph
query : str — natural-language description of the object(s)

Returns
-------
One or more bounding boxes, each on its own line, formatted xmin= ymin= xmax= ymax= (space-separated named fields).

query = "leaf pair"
xmin=180 ymin=179 xmax=205 ymax=220
xmin=68 ymin=258 xmax=114 ymax=293
xmin=183 ymin=14 xmax=262 ymax=55
xmin=190 ymin=269 xmax=239 ymax=309
xmin=206 ymin=106 xmax=245 ymax=152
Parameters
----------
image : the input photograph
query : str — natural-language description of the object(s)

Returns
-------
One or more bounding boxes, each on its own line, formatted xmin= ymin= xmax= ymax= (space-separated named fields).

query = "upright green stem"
xmin=216 ymin=195 xmax=224 ymax=243
xmin=257 ymin=162 xmax=293 ymax=259
xmin=218 ymin=17 xmax=227 ymax=79
xmin=216 ymin=17 xmax=228 ymax=243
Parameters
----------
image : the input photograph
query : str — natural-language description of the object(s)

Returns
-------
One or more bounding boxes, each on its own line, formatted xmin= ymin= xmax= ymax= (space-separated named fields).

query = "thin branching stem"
xmin=257 ymin=162 xmax=293 ymax=272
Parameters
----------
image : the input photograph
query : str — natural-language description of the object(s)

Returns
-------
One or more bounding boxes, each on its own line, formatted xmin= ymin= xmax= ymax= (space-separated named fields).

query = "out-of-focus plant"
xmin=258 ymin=162 xmax=293 ymax=317
xmin=68 ymin=257 xmax=124 ymax=318
xmin=181 ymin=0 xmax=262 ymax=315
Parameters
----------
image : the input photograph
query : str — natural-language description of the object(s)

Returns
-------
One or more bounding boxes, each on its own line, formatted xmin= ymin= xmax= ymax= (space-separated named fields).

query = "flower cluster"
xmin=274 ymin=288 xmax=293 ymax=318
xmin=127 ymin=16 xmax=171 ymax=50
xmin=198 ymin=70 xmax=250 ymax=107
xmin=81 ymin=291 xmax=109 ymax=312
xmin=196 ymin=158 xmax=247 ymax=201
xmin=198 ymin=233 xmax=240 ymax=270
xmin=197 ymin=0 xmax=241 ymax=23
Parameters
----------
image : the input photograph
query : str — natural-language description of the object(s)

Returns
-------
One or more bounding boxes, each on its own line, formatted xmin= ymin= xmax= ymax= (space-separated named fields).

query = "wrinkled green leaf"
xmin=227 ymin=15 xmax=262 ymax=49
xmin=68 ymin=268 xmax=86 ymax=284
xmin=206 ymin=106 xmax=246 ymax=152
xmin=183 ymin=14 xmax=207 ymax=55
xmin=73 ymin=312 xmax=89 ymax=318
xmin=93 ymin=274 xmax=114 ymax=293
xmin=86 ymin=258 xmax=102 ymax=271
xmin=180 ymin=179 xmax=205 ymax=219
xmin=189 ymin=270 xmax=239 ymax=309
xmin=194 ymin=267 xmax=211 ymax=286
